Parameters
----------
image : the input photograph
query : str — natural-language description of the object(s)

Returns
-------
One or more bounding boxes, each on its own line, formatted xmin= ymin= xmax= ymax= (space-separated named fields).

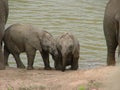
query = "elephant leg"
xmin=107 ymin=39 xmax=117 ymax=66
xmin=26 ymin=47 xmax=36 ymax=70
xmin=40 ymin=50 xmax=51 ymax=70
xmin=118 ymin=22 xmax=120 ymax=58
xmin=71 ymin=55 xmax=79 ymax=70
xmin=0 ymin=30 xmax=5 ymax=69
xmin=13 ymin=53 xmax=25 ymax=68
xmin=61 ymin=55 xmax=66 ymax=72
xmin=104 ymin=20 xmax=118 ymax=65
xmin=0 ymin=44 xmax=5 ymax=69
xmin=4 ymin=45 xmax=10 ymax=66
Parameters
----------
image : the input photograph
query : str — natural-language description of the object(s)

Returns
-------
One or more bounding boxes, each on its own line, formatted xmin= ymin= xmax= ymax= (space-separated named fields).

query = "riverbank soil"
xmin=0 ymin=66 xmax=119 ymax=90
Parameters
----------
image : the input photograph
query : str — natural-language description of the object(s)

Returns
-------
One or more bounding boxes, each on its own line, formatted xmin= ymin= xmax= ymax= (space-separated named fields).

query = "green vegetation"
xmin=7 ymin=84 xmax=14 ymax=90
xmin=79 ymin=86 xmax=86 ymax=90
xmin=79 ymin=80 xmax=102 ymax=90
xmin=6 ymin=85 xmax=47 ymax=90
xmin=19 ymin=85 xmax=46 ymax=90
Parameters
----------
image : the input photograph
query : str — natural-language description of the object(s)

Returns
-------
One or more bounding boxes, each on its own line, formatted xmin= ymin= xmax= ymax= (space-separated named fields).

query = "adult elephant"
xmin=104 ymin=0 xmax=120 ymax=65
xmin=0 ymin=0 xmax=9 ymax=69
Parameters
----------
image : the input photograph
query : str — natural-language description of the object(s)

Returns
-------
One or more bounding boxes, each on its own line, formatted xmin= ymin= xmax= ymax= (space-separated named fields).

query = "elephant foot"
xmin=107 ymin=63 xmax=116 ymax=66
xmin=55 ymin=65 xmax=62 ymax=70
xmin=44 ymin=66 xmax=52 ymax=70
xmin=55 ymin=67 xmax=61 ymax=70
xmin=62 ymin=67 xmax=66 ymax=72
xmin=71 ymin=67 xmax=78 ymax=70
xmin=0 ymin=64 xmax=5 ymax=70
xmin=71 ymin=65 xmax=78 ymax=70
xmin=27 ymin=66 xmax=34 ymax=70
xmin=17 ymin=64 xmax=25 ymax=69
xmin=5 ymin=63 xmax=9 ymax=67
xmin=0 ymin=59 xmax=5 ymax=70
xmin=107 ymin=60 xmax=116 ymax=66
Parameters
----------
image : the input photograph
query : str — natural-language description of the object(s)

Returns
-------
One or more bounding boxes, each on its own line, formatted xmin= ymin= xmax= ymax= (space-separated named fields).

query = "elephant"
xmin=3 ymin=23 xmax=59 ymax=70
xmin=103 ymin=0 xmax=120 ymax=65
xmin=0 ymin=0 xmax=9 ymax=69
xmin=56 ymin=32 xmax=80 ymax=71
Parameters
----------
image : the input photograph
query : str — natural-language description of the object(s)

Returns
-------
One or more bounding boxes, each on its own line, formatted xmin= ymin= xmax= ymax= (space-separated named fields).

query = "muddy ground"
xmin=0 ymin=66 xmax=119 ymax=90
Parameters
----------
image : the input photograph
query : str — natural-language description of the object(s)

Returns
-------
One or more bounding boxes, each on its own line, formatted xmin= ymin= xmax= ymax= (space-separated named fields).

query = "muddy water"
xmin=6 ymin=0 xmax=109 ymax=69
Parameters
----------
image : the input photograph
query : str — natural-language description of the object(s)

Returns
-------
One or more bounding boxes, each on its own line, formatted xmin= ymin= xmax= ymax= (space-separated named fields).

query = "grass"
xmin=79 ymin=80 xmax=102 ymax=90
xmin=7 ymin=84 xmax=14 ymax=90
xmin=6 ymin=80 xmax=102 ymax=90
xmin=7 ymin=85 xmax=47 ymax=90
xmin=79 ymin=86 xmax=86 ymax=90
xmin=19 ymin=85 xmax=46 ymax=90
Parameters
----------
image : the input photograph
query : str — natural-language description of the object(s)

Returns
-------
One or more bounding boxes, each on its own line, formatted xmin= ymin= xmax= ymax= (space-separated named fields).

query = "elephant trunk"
xmin=62 ymin=54 xmax=67 ymax=72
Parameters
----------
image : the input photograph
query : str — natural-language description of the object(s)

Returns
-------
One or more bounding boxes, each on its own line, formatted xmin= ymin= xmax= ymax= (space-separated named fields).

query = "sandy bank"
xmin=0 ymin=66 xmax=118 ymax=90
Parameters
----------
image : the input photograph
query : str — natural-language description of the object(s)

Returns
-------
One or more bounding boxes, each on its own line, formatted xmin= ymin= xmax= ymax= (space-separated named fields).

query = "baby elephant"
xmin=3 ymin=24 xmax=58 ymax=70
xmin=56 ymin=32 xmax=80 ymax=71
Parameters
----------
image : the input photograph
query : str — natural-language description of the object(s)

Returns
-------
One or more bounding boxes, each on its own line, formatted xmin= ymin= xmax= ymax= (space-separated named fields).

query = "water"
xmin=6 ymin=0 xmax=109 ymax=69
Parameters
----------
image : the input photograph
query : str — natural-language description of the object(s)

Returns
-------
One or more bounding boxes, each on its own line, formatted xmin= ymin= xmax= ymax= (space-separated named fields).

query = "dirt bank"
xmin=0 ymin=66 xmax=118 ymax=90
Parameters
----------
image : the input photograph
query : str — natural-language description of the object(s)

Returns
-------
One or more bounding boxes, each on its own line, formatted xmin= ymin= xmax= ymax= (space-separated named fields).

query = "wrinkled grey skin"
xmin=103 ymin=0 xmax=120 ymax=65
xmin=0 ymin=0 xmax=9 ymax=69
xmin=56 ymin=33 xmax=80 ymax=71
xmin=3 ymin=24 xmax=59 ymax=70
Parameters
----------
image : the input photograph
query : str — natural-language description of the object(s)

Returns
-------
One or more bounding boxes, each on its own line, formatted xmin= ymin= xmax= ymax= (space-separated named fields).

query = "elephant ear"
xmin=27 ymin=37 xmax=42 ymax=52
